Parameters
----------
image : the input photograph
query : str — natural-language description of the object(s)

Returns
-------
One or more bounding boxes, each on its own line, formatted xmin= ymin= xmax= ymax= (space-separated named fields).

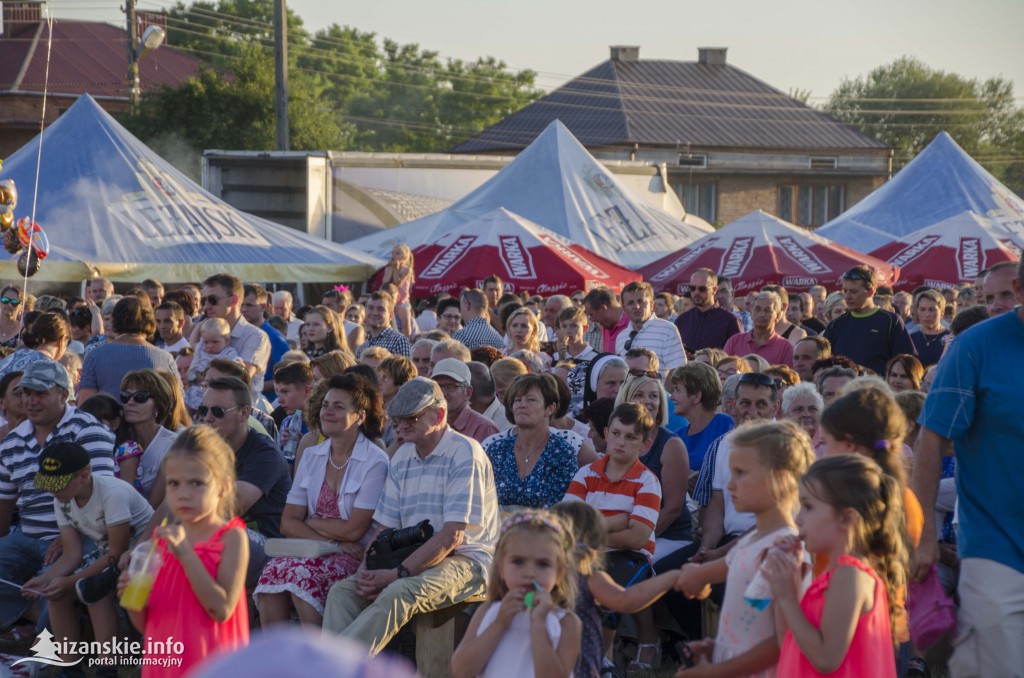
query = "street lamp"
xmin=127 ymin=3 xmax=166 ymax=112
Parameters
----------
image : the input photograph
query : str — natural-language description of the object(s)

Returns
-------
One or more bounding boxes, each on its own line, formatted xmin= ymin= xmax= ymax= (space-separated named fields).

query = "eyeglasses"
xmin=0 ymin=297 xmax=20 ymax=306
xmin=437 ymin=381 xmax=466 ymax=393
xmin=119 ymin=390 xmax=153 ymax=404
xmin=738 ymin=372 xmax=778 ymax=390
xmin=623 ymin=330 xmax=638 ymax=352
xmin=688 ymin=285 xmax=709 ymax=293
xmin=201 ymin=294 xmax=229 ymax=306
xmin=629 ymin=369 xmax=659 ymax=379
xmin=393 ymin=411 xmax=427 ymax=426
xmin=441 ymin=313 xmax=461 ymax=321
xmin=196 ymin=404 xmax=242 ymax=419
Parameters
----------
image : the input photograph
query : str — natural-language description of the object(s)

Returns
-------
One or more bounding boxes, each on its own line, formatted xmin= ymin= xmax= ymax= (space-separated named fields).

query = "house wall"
xmin=0 ymin=94 xmax=130 ymax=158
xmin=671 ymin=173 xmax=886 ymax=227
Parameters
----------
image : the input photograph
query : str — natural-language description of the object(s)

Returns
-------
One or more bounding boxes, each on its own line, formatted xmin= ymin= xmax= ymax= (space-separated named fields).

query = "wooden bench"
xmin=413 ymin=595 xmax=486 ymax=678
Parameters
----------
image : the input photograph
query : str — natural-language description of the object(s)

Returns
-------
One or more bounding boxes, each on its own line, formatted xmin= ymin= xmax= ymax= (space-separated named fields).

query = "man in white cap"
xmin=323 ymin=377 xmax=498 ymax=655
xmin=431 ymin=358 xmax=499 ymax=443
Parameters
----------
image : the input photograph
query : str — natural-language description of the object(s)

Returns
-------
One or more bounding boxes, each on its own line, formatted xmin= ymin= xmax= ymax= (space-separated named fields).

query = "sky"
xmin=58 ymin=0 xmax=1024 ymax=102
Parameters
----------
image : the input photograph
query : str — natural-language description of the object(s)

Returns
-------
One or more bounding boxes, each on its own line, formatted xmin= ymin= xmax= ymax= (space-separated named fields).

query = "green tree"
xmin=146 ymin=1 xmax=541 ymax=154
xmin=125 ymin=45 xmax=348 ymax=175
xmin=825 ymin=56 xmax=1024 ymax=194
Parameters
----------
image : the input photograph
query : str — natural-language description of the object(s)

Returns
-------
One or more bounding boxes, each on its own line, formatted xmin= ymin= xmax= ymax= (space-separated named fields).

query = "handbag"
xmin=906 ymin=565 xmax=957 ymax=650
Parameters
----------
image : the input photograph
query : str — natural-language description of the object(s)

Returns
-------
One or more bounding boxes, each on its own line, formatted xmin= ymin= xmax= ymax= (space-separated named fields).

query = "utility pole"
xmin=126 ymin=0 xmax=140 ymax=113
xmin=273 ymin=0 xmax=289 ymax=151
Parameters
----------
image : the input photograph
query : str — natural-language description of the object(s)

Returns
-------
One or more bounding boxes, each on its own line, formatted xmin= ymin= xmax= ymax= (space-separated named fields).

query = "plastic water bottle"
xmin=282 ymin=410 xmax=302 ymax=465
xmin=743 ymin=546 xmax=790 ymax=610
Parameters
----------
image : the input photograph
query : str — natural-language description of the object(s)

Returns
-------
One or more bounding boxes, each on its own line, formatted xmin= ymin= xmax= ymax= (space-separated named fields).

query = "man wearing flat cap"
xmin=323 ymin=377 xmax=499 ymax=654
xmin=0 ymin=360 xmax=115 ymax=633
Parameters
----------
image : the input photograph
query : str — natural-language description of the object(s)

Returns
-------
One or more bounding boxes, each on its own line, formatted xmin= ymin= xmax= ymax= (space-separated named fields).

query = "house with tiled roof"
xmin=454 ymin=46 xmax=892 ymax=227
xmin=0 ymin=0 xmax=203 ymax=157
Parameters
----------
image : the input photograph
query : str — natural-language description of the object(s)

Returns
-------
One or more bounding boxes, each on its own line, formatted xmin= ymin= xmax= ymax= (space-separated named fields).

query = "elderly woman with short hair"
xmin=782 ymin=382 xmax=825 ymax=455
xmin=483 ymin=373 xmax=580 ymax=513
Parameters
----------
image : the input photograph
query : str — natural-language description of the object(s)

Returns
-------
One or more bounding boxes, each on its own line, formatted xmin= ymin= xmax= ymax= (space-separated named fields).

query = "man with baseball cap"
xmin=431 ymin=358 xmax=499 ymax=443
xmin=323 ymin=377 xmax=499 ymax=655
xmin=0 ymin=360 xmax=115 ymax=634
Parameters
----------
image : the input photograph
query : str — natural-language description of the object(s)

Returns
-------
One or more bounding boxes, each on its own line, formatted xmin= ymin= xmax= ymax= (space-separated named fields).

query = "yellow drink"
xmin=120 ymin=574 xmax=154 ymax=611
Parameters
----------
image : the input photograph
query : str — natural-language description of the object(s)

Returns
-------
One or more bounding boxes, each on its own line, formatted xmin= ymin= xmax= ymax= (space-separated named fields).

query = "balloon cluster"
xmin=0 ymin=178 xmax=49 ymax=277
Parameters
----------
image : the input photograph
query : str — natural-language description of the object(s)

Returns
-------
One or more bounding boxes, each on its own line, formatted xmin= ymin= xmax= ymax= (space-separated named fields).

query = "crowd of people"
xmin=0 ymin=249 xmax=1018 ymax=678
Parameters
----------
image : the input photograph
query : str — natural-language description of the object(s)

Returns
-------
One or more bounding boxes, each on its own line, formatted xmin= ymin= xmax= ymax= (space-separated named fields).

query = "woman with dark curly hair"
xmin=253 ymin=373 xmax=389 ymax=628
xmin=78 ymin=296 xmax=178 ymax=401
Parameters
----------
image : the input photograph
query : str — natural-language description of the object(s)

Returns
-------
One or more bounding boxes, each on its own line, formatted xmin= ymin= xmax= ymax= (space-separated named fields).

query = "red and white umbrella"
xmin=401 ymin=208 xmax=641 ymax=296
xmin=638 ymin=210 xmax=898 ymax=294
xmin=868 ymin=211 xmax=1020 ymax=291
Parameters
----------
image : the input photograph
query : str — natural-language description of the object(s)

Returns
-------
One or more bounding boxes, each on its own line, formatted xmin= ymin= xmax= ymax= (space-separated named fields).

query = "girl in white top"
xmin=675 ymin=420 xmax=816 ymax=678
xmin=452 ymin=511 xmax=581 ymax=678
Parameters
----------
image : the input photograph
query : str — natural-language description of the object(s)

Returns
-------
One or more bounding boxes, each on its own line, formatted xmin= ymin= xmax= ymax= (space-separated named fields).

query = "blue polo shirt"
xmin=920 ymin=310 xmax=1024 ymax=574
xmin=261 ymin=320 xmax=291 ymax=391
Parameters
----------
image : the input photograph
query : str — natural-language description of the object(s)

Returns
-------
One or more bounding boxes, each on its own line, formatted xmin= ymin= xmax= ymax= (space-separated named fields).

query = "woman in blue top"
xmin=666 ymin=362 xmax=735 ymax=471
xmin=78 ymin=296 xmax=178 ymax=402
xmin=484 ymin=373 xmax=578 ymax=513
xmin=615 ymin=373 xmax=693 ymax=561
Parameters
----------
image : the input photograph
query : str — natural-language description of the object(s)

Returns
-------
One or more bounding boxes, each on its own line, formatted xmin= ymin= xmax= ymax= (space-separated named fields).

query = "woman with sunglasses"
xmin=0 ymin=286 xmax=23 ymax=349
xmin=114 ymin=369 xmax=182 ymax=506
xmin=78 ymin=297 xmax=179 ymax=403
xmin=254 ymin=373 xmax=388 ymax=628
xmin=0 ymin=312 xmax=70 ymax=381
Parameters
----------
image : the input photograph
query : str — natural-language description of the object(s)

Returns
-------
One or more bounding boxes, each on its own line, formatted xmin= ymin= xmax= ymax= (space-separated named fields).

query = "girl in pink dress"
xmin=382 ymin=244 xmax=415 ymax=338
xmin=763 ymin=454 xmax=907 ymax=677
xmin=674 ymin=420 xmax=816 ymax=677
xmin=118 ymin=426 xmax=249 ymax=677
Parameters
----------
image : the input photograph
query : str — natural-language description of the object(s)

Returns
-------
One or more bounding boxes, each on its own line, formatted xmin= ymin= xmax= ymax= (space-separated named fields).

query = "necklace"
xmin=920 ymin=330 xmax=946 ymax=347
xmin=328 ymin=455 xmax=350 ymax=471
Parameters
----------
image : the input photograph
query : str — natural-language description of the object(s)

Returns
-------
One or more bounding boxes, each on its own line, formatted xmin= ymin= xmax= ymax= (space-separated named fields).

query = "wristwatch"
xmin=396 ymin=564 xmax=411 ymax=579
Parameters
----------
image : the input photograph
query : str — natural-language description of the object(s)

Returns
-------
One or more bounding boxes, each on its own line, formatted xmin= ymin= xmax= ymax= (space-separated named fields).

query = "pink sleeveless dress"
xmin=143 ymin=517 xmax=249 ymax=677
xmin=778 ymin=554 xmax=896 ymax=677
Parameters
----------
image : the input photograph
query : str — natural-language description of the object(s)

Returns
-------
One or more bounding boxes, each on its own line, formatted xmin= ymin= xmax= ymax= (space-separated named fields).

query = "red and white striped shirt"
xmin=564 ymin=455 xmax=662 ymax=561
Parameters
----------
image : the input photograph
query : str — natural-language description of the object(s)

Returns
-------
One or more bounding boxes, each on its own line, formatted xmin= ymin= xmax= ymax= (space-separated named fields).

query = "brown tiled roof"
xmin=453 ymin=58 xmax=888 ymax=153
xmin=0 ymin=18 xmax=202 ymax=99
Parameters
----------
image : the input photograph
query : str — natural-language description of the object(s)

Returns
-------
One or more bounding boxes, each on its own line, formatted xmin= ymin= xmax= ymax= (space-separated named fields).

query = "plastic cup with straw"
xmin=120 ymin=518 xmax=166 ymax=612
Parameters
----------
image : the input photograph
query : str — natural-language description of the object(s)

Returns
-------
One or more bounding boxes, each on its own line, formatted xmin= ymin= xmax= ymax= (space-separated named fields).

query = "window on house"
xmin=680 ymin=182 xmax=717 ymax=224
xmin=779 ymin=184 xmax=845 ymax=227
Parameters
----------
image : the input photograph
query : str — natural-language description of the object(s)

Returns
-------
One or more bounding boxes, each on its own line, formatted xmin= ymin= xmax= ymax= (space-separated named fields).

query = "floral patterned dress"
xmin=254 ymin=480 xmax=361 ymax=615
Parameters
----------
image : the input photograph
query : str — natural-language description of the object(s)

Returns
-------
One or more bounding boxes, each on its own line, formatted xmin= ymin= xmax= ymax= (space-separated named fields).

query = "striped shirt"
xmin=453 ymin=317 xmax=505 ymax=350
xmin=614 ymin=316 xmax=687 ymax=376
xmin=357 ymin=327 xmax=412 ymax=358
xmin=675 ymin=305 xmax=743 ymax=352
xmin=374 ymin=427 xmax=499 ymax=572
xmin=564 ymin=455 xmax=662 ymax=561
xmin=692 ymin=433 xmax=726 ymax=508
xmin=0 ymin=406 xmax=116 ymax=538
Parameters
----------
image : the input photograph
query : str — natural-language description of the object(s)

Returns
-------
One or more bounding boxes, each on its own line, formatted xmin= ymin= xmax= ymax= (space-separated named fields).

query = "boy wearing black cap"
xmin=25 ymin=442 xmax=152 ymax=671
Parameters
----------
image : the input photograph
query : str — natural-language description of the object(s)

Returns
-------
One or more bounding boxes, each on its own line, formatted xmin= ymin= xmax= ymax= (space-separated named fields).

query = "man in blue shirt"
xmin=242 ymin=284 xmax=290 ymax=397
xmin=913 ymin=259 xmax=1024 ymax=676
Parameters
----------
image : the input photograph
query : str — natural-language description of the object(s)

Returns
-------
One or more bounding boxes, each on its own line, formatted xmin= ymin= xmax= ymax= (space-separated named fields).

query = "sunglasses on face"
xmin=201 ymin=294 xmax=229 ymax=306
xmin=119 ymin=390 xmax=153 ymax=404
xmin=0 ymin=297 xmax=20 ymax=306
xmin=842 ymin=269 xmax=874 ymax=284
xmin=196 ymin=404 xmax=242 ymax=419
xmin=688 ymin=285 xmax=710 ymax=293
xmin=738 ymin=372 xmax=778 ymax=390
